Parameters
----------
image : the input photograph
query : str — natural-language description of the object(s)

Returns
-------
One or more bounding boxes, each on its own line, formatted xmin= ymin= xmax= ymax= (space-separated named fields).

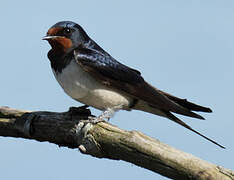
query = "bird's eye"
xmin=63 ymin=28 xmax=71 ymax=35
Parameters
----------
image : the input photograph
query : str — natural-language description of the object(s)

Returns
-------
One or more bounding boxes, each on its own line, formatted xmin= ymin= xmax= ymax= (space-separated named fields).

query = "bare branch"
xmin=0 ymin=106 xmax=233 ymax=180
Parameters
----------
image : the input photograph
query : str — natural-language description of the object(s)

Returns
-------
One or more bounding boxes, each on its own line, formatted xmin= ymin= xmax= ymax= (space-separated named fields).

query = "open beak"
xmin=42 ymin=35 xmax=60 ymax=40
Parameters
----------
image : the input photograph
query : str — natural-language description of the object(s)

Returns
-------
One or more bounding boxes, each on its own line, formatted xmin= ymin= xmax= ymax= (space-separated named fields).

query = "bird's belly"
xmin=53 ymin=61 xmax=132 ymax=110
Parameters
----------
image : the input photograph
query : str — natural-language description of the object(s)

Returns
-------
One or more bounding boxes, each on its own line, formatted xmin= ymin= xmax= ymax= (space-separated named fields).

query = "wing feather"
xmin=73 ymin=47 xmax=211 ymax=119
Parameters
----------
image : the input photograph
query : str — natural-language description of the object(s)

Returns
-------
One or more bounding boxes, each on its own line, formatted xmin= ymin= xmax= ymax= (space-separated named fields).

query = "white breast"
xmin=53 ymin=60 xmax=132 ymax=111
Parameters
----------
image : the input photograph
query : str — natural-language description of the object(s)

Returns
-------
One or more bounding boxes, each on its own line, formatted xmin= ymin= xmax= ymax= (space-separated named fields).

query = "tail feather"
xmin=164 ymin=111 xmax=225 ymax=148
xmin=133 ymin=101 xmax=224 ymax=148
xmin=169 ymin=107 xmax=206 ymax=120
xmin=147 ymin=86 xmax=212 ymax=119
xmin=158 ymin=90 xmax=212 ymax=113
xmin=148 ymin=102 xmax=206 ymax=120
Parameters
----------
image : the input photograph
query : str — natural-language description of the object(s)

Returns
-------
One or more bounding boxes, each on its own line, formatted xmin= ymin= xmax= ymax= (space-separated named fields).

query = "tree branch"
xmin=0 ymin=106 xmax=233 ymax=180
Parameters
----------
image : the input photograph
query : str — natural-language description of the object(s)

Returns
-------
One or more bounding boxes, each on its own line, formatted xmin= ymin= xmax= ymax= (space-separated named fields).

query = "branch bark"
xmin=0 ymin=106 xmax=233 ymax=180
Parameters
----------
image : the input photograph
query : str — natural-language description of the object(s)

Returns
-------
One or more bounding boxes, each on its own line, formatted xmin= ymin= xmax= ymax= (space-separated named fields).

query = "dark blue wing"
xmin=74 ymin=47 xmax=178 ymax=110
xmin=74 ymin=47 xmax=144 ymax=85
xmin=74 ymin=46 xmax=210 ymax=119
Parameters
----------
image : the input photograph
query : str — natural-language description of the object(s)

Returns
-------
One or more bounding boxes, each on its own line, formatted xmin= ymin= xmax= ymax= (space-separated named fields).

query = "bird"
xmin=43 ymin=21 xmax=224 ymax=148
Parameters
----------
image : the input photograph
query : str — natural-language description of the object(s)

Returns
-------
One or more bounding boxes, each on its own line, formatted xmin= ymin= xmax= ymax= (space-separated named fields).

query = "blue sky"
xmin=0 ymin=1 xmax=233 ymax=179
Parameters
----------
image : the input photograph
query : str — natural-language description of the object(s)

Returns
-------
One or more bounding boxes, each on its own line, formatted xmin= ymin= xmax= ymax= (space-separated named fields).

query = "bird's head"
xmin=43 ymin=21 xmax=89 ymax=52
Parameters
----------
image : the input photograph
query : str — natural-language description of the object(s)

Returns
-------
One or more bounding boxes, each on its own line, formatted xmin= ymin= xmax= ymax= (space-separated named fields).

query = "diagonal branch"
xmin=0 ymin=106 xmax=233 ymax=180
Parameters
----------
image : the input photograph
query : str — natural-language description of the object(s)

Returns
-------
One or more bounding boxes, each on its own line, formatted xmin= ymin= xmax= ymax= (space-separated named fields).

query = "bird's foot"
xmin=98 ymin=108 xmax=115 ymax=121
xmin=86 ymin=108 xmax=115 ymax=124
xmin=87 ymin=116 xmax=106 ymax=124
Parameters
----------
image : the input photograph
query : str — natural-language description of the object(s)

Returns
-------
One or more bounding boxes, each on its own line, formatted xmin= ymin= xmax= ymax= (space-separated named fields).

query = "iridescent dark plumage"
xmin=43 ymin=21 xmax=224 ymax=148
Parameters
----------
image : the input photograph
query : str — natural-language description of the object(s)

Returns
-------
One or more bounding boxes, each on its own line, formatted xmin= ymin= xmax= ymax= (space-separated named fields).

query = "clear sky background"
xmin=0 ymin=1 xmax=233 ymax=180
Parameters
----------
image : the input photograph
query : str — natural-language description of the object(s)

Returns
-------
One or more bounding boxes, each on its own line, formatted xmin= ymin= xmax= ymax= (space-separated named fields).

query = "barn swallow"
xmin=43 ymin=21 xmax=224 ymax=148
